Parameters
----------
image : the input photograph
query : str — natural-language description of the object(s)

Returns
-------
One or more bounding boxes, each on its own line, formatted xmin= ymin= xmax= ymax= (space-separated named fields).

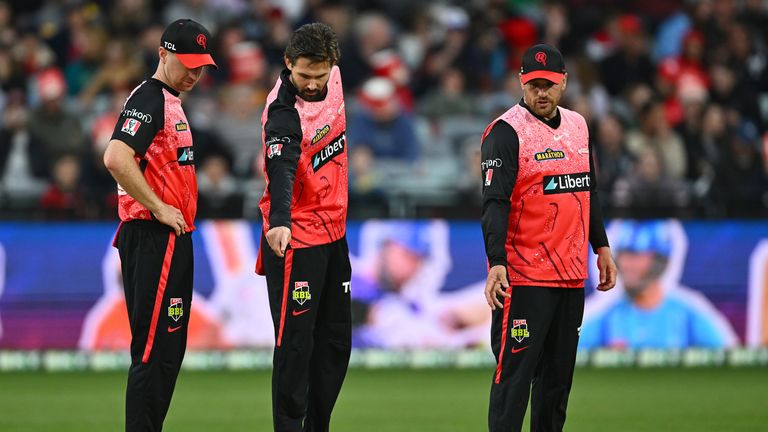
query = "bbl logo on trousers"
xmin=168 ymin=298 xmax=184 ymax=322
xmin=511 ymin=319 xmax=530 ymax=342
xmin=293 ymin=281 xmax=311 ymax=305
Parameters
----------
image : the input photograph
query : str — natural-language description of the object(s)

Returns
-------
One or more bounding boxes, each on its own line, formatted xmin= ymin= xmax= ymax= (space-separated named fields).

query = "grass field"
xmin=1 ymin=368 xmax=766 ymax=431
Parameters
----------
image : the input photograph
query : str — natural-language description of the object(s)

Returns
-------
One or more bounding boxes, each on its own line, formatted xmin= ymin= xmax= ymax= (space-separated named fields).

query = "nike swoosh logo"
xmin=292 ymin=308 xmax=311 ymax=317
xmin=511 ymin=346 xmax=529 ymax=354
xmin=168 ymin=325 xmax=182 ymax=333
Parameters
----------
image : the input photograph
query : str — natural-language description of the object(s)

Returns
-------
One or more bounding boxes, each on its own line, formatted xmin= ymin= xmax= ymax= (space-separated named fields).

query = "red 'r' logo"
xmin=196 ymin=34 xmax=207 ymax=49
xmin=535 ymin=51 xmax=547 ymax=66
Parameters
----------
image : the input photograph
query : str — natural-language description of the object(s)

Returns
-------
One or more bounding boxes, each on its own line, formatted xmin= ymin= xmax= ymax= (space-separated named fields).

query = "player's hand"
xmin=266 ymin=226 xmax=291 ymax=258
xmin=153 ymin=204 xmax=187 ymax=236
xmin=484 ymin=265 xmax=510 ymax=310
xmin=596 ymin=247 xmax=617 ymax=291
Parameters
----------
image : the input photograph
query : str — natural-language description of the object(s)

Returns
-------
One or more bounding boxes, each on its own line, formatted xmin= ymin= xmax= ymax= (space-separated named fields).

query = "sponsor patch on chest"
xmin=534 ymin=148 xmax=565 ymax=161
xmin=177 ymin=147 xmax=194 ymax=165
xmin=312 ymin=132 xmax=345 ymax=172
xmin=543 ymin=172 xmax=590 ymax=194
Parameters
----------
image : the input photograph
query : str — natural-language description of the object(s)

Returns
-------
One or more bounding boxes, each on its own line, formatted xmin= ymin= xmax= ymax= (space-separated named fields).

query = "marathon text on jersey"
xmin=543 ymin=172 xmax=590 ymax=194
xmin=312 ymin=132 xmax=345 ymax=172
xmin=534 ymin=148 xmax=565 ymax=161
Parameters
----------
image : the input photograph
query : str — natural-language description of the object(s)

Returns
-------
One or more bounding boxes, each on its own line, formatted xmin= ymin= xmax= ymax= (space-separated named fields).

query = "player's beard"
xmin=299 ymin=86 xmax=327 ymax=102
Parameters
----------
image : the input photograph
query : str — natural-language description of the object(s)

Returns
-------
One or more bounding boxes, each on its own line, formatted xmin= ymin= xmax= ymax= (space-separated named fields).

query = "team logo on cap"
xmin=535 ymin=51 xmax=547 ymax=66
xmin=196 ymin=34 xmax=207 ymax=49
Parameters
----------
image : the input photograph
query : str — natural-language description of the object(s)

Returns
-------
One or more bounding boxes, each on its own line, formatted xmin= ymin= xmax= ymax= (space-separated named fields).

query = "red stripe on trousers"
xmin=494 ymin=286 xmax=513 ymax=384
xmin=142 ymin=232 xmax=176 ymax=363
xmin=277 ymin=249 xmax=294 ymax=347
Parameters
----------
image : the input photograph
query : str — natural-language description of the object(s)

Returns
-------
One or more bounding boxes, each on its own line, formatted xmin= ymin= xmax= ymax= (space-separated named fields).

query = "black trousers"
xmin=117 ymin=220 xmax=193 ymax=432
xmin=488 ymin=285 xmax=585 ymax=432
xmin=261 ymin=236 xmax=352 ymax=432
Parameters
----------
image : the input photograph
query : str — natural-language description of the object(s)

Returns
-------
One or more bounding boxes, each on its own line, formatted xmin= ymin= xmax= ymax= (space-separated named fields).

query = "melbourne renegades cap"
xmin=520 ymin=44 xmax=565 ymax=84
xmin=161 ymin=19 xmax=217 ymax=69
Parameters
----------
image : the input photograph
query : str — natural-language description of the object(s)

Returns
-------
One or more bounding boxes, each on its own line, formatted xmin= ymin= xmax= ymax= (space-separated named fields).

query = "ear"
xmin=284 ymin=56 xmax=292 ymax=70
xmin=561 ymin=73 xmax=568 ymax=91
xmin=518 ymin=72 xmax=525 ymax=90
xmin=159 ymin=47 xmax=167 ymax=64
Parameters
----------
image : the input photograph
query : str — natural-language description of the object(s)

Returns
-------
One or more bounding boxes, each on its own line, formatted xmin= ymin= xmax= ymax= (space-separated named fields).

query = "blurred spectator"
xmin=717 ymin=121 xmax=768 ymax=216
xmin=197 ymin=153 xmax=243 ymax=218
xmin=40 ymin=154 xmax=87 ymax=219
xmin=594 ymin=114 xmax=633 ymax=201
xmin=212 ymin=84 xmax=263 ymax=178
xmin=77 ymin=38 xmax=144 ymax=109
xmin=612 ymin=148 xmax=689 ymax=215
xmin=348 ymin=77 xmax=419 ymax=162
xmin=454 ymin=142 xmax=482 ymax=210
xmin=163 ymin=0 xmax=221 ymax=35
xmin=110 ymin=0 xmax=153 ymax=36
xmin=348 ymin=145 xmax=388 ymax=219
xmin=64 ymin=24 xmax=108 ymax=97
xmin=600 ymin=14 xmax=654 ymax=97
xmin=28 ymin=68 xmax=87 ymax=175
xmin=625 ymin=99 xmax=687 ymax=179
xmin=0 ymin=89 xmax=47 ymax=202
xmin=419 ymin=68 xmax=476 ymax=119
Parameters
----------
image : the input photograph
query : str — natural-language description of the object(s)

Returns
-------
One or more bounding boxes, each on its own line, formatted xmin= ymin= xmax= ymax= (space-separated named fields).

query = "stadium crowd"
xmin=0 ymin=0 xmax=766 ymax=220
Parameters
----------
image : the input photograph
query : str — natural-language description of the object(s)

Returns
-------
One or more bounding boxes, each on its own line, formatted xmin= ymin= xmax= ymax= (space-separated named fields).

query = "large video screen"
xmin=0 ymin=220 xmax=766 ymax=350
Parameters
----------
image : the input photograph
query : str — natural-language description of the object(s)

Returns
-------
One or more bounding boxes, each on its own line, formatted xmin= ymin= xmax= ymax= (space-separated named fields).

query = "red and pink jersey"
xmin=258 ymin=65 xmax=348 ymax=248
xmin=111 ymin=78 xmax=197 ymax=231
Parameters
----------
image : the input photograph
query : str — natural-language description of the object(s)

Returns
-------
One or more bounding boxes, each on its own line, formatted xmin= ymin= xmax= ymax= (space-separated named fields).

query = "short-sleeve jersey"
xmin=110 ymin=78 xmax=197 ymax=230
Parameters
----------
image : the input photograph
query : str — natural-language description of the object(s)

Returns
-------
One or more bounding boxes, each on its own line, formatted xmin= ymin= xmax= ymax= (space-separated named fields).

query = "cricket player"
xmin=480 ymin=43 xmax=618 ymax=431
xmin=255 ymin=23 xmax=352 ymax=432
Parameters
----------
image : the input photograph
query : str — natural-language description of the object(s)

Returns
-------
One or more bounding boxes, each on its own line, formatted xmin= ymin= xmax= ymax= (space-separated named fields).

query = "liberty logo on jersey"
xmin=177 ymin=147 xmax=194 ymax=166
xmin=312 ymin=132 xmax=345 ymax=172
xmin=293 ymin=281 xmax=311 ymax=305
xmin=535 ymin=148 xmax=565 ymax=162
xmin=543 ymin=172 xmax=590 ymax=194
xmin=511 ymin=319 xmax=530 ymax=342
xmin=168 ymin=298 xmax=184 ymax=322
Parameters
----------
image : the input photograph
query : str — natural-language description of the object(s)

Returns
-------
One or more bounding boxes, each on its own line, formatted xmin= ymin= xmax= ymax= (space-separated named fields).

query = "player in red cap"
xmin=481 ymin=43 xmax=617 ymax=431
xmin=102 ymin=18 xmax=216 ymax=432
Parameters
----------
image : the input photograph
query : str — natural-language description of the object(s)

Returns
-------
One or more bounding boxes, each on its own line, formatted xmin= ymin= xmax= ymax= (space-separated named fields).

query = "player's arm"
xmin=103 ymin=86 xmax=185 ymax=236
xmin=587 ymin=133 xmax=617 ymax=291
xmin=481 ymin=121 xmax=518 ymax=309
xmin=263 ymin=102 xmax=302 ymax=257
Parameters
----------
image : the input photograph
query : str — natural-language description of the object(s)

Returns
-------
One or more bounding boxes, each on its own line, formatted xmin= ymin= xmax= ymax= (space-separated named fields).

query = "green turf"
xmin=0 ymin=368 xmax=765 ymax=431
